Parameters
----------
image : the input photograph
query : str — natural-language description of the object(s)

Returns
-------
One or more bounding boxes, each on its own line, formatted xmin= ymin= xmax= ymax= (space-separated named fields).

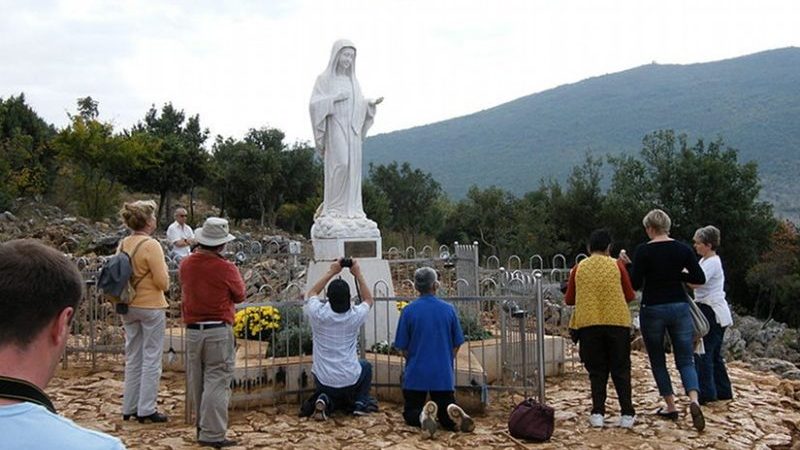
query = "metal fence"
xmin=200 ymin=288 xmax=552 ymax=421
xmin=65 ymin=245 xmax=580 ymax=424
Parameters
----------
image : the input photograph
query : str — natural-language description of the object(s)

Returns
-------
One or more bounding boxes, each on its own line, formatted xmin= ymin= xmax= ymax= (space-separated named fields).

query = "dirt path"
xmin=51 ymin=351 xmax=800 ymax=449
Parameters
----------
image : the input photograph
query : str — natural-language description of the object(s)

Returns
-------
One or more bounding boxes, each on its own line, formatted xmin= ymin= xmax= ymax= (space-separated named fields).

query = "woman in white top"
xmin=688 ymin=225 xmax=734 ymax=404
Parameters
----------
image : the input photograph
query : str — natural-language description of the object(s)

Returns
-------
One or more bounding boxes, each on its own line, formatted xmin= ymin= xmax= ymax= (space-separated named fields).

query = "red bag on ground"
xmin=508 ymin=398 xmax=555 ymax=442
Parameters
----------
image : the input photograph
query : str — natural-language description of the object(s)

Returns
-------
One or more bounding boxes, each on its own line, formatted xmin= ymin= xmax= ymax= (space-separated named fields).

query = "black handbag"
xmin=508 ymin=398 xmax=555 ymax=442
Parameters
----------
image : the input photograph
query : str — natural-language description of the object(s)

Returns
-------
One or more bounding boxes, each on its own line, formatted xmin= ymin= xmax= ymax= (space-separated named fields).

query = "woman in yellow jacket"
xmin=565 ymin=229 xmax=636 ymax=428
xmin=118 ymin=200 xmax=170 ymax=423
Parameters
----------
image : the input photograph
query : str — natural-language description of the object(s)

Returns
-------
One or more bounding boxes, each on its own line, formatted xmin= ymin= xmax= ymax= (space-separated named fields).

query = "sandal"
xmin=655 ymin=407 xmax=678 ymax=420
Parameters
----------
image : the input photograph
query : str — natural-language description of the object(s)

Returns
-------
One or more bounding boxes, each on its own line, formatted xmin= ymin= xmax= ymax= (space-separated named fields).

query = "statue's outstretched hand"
xmin=370 ymin=97 xmax=384 ymax=106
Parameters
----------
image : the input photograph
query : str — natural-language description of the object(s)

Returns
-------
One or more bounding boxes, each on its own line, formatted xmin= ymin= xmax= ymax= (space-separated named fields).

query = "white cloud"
xmin=1 ymin=0 xmax=798 ymax=144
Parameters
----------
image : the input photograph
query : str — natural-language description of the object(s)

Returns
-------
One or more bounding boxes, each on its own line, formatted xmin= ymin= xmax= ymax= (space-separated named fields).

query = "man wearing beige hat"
xmin=180 ymin=217 xmax=245 ymax=448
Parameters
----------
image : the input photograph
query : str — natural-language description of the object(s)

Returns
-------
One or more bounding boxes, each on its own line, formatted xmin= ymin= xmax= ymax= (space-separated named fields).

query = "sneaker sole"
xmin=589 ymin=415 xmax=604 ymax=427
xmin=459 ymin=416 xmax=475 ymax=432
xmin=420 ymin=417 xmax=437 ymax=439
xmin=314 ymin=401 xmax=327 ymax=421
xmin=690 ymin=403 xmax=705 ymax=432
xmin=447 ymin=406 xmax=475 ymax=432
xmin=421 ymin=402 xmax=438 ymax=439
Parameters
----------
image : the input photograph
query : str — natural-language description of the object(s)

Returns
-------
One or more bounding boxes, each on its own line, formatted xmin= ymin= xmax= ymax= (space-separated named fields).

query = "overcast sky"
xmin=2 ymin=0 xmax=798 ymax=145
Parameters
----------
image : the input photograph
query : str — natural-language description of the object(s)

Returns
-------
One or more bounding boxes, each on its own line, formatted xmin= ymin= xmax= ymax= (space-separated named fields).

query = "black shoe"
xmin=299 ymin=395 xmax=317 ymax=418
xmin=353 ymin=401 xmax=370 ymax=416
xmin=655 ymin=407 xmax=678 ymax=421
xmin=122 ymin=413 xmax=136 ymax=421
xmin=690 ymin=402 xmax=705 ymax=432
xmin=365 ymin=403 xmax=379 ymax=413
xmin=314 ymin=393 xmax=329 ymax=421
xmin=137 ymin=411 xmax=169 ymax=423
xmin=365 ymin=397 xmax=379 ymax=412
xmin=198 ymin=439 xmax=237 ymax=448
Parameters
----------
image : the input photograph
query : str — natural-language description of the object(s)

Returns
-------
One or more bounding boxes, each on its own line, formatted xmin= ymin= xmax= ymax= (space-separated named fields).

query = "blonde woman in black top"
xmin=628 ymin=209 xmax=707 ymax=431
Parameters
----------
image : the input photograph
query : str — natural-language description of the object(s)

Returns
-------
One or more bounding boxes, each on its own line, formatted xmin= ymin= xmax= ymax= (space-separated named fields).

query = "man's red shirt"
xmin=180 ymin=251 xmax=246 ymax=324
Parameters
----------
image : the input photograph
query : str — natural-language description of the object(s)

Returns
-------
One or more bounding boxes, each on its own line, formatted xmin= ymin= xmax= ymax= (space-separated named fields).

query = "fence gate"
xmin=454 ymin=242 xmax=479 ymax=297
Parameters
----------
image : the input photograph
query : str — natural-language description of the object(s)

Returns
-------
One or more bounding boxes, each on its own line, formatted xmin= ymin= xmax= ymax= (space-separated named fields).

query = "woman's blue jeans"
xmin=640 ymin=302 xmax=699 ymax=396
xmin=694 ymin=303 xmax=733 ymax=403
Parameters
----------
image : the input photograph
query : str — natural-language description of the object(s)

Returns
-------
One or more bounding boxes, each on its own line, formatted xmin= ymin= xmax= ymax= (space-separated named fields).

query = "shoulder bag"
xmin=508 ymin=397 xmax=554 ymax=442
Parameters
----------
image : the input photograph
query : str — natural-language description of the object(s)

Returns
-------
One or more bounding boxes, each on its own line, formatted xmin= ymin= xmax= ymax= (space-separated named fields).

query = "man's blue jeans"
xmin=640 ymin=302 xmax=699 ymax=396
xmin=313 ymin=360 xmax=372 ymax=413
xmin=694 ymin=303 xmax=733 ymax=403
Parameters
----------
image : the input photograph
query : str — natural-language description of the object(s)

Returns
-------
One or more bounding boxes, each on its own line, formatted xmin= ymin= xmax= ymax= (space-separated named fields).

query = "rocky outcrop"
xmin=724 ymin=314 xmax=800 ymax=380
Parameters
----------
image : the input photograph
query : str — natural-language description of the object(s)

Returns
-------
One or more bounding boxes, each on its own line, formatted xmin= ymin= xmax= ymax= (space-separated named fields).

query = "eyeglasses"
xmin=177 ymin=214 xmax=187 ymax=217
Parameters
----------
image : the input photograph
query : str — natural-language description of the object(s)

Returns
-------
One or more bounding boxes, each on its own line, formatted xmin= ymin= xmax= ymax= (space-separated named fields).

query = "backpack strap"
xmin=0 ymin=375 xmax=56 ymax=414
xmin=128 ymin=238 xmax=153 ymax=291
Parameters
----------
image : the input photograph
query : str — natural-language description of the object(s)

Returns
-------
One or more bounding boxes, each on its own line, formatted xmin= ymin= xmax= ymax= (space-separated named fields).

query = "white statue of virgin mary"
xmin=309 ymin=39 xmax=383 ymax=239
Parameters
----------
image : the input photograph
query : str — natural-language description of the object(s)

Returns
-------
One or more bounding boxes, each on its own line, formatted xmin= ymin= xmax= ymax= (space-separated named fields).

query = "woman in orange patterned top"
xmin=565 ymin=229 xmax=636 ymax=428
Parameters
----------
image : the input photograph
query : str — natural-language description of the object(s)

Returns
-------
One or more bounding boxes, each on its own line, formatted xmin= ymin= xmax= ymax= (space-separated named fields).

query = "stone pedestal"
xmin=307 ymin=256 xmax=396 ymax=348
xmin=309 ymin=214 xmax=397 ymax=347
xmin=311 ymin=236 xmax=383 ymax=262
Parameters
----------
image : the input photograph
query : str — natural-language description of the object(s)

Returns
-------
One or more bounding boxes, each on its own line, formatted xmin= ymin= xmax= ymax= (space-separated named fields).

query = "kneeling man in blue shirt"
xmin=394 ymin=267 xmax=475 ymax=439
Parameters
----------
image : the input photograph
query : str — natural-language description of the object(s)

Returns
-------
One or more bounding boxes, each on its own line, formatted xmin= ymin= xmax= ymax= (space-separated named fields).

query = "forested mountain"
xmin=363 ymin=47 xmax=800 ymax=217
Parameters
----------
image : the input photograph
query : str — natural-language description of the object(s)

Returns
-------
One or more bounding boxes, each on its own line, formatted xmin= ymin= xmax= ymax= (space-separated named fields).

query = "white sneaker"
xmin=589 ymin=413 xmax=604 ymax=428
xmin=618 ymin=415 xmax=635 ymax=428
xmin=419 ymin=401 xmax=438 ymax=439
xmin=314 ymin=394 xmax=329 ymax=421
xmin=446 ymin=404 xmax=475 ymax=432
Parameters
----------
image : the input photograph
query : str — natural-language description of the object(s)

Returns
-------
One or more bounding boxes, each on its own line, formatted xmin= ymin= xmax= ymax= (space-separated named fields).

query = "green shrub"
xmin=459 ymin=310 xmax=492 ymax=341
xmin=269 ymin=324 xmax=313 ymax=357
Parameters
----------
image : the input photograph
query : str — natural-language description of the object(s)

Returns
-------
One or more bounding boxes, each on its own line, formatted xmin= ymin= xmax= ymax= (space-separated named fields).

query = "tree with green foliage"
xmin=551 ymin=153 xmax=605 ymax=251
xmin=0 ymin=94 xmax=58 ymax=208
xmin=603 ymin=130 xmax=776 ymax=308
xmin=125 ymin=103 xmax=209 ymax=222
xmin=241 ymin=127 xmax=283 ymax=226
xmin=746 ymin=221 xmax=800 ymax=325
xmin=367 ymin=162 xmax=445 ymax=246
xmin=438 ymin=186 xmax=517 ymax=257
xmin=53 ymin=98 xmax=142 ymax=219
xmin=209 ymin=137 xmax=270 ymax=224
xmin=209 ymin=128 xmax=321 ymax=228
xmin=512 ymin=184 xmax=569 ymax=258
xmin=362 ymin=178 xmax=391 ymax=230
xmin=276 ymin=143 xmax=324 ymax=234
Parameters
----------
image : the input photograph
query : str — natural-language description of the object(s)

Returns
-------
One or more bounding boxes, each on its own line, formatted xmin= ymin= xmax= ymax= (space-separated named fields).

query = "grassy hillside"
xmin=364 ymin=47 xmax=800 ymax=217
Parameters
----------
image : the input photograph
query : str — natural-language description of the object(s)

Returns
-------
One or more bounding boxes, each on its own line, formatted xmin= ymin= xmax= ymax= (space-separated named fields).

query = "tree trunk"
xmin=189 ymin=184 xmax=195 ymax=224
xmin=165 ymin=193 xmax=172 ymax=225
xmin=259 ymin=200 xmax=266 ymax=228
xmin=157 ymin=191 xmax=165 ymax=223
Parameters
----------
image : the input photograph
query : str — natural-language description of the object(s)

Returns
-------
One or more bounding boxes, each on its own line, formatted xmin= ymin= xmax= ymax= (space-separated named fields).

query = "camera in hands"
xmin=340 ymin=257 xmax=353 ymax=268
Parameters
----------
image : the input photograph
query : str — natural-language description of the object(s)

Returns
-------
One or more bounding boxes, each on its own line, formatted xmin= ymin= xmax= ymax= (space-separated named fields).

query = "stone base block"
xmin=312 ymin=236 xmax=383 ymax=261
xmin=306 ymin=258 xmax=396 ymax=347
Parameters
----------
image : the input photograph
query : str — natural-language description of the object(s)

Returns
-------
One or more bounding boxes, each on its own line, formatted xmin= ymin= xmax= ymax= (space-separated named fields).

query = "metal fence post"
xmin=534 ymin=271 xmax=546 ymax=403
xmin=472 ymin=241 xmax=479 ymax=296
xmin=519 ymin=310 xmax=528 ymax=398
